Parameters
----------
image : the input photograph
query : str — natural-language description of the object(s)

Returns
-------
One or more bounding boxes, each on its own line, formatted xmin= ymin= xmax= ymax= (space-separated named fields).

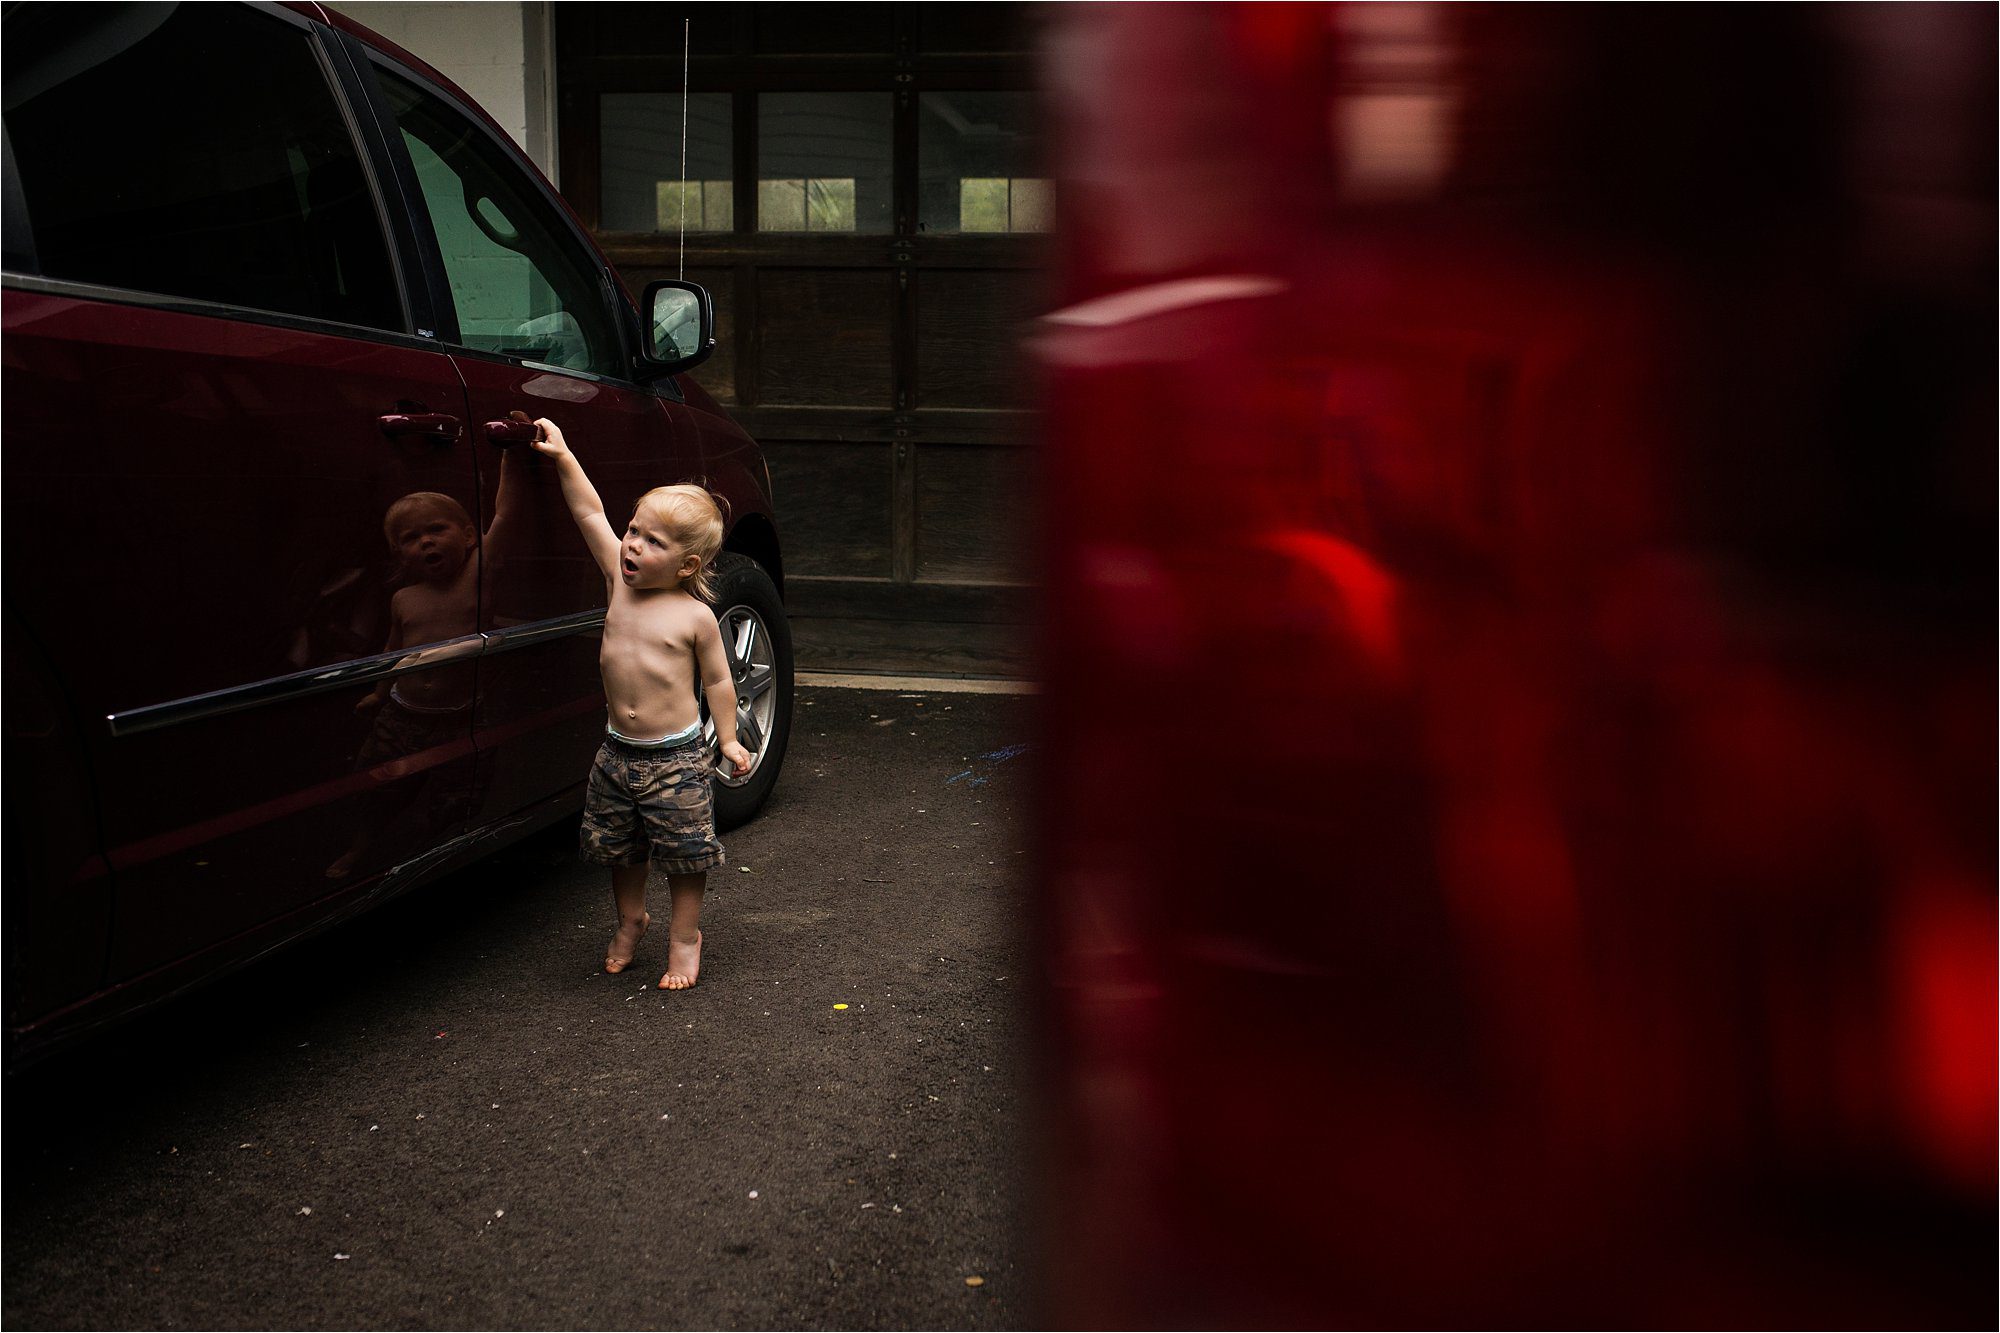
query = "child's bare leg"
xmin=658 ymin=871 xmax=704 ymax=989
xmin=604 ymin=862 xmax=650 ymax=973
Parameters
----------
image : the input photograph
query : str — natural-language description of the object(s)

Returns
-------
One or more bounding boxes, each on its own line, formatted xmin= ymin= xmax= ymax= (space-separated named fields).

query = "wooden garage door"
xmin=557 ymin=3 xmax=1044 ymax=677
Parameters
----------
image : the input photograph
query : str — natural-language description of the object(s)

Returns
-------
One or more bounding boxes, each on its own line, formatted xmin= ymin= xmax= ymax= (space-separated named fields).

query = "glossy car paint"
xmin=5 ymin=291 xmax=487 ymax=983
xmin=3 ymin=4 xmax=780 ymax=1062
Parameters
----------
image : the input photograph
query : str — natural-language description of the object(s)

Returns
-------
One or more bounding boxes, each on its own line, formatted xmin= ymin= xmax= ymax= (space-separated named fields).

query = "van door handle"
xmin=378 ymin=412 xmax=461 ymax=439
xmin=483 ymin=418 xmax=541 ymax=446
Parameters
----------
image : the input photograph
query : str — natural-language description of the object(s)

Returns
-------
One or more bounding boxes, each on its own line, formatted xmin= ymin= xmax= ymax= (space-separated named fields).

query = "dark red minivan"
xmin=2 ymin=2 xmax=793 ymax=1063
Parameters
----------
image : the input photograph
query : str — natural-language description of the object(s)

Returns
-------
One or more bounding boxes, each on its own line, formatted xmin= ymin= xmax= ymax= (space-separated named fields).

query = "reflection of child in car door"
xmin=326 ymin=448 xmax=524 ymax=879
xmin=529 ymin=416 xmax=751 ymax=991
xmin=363 ymin=490 xmax=481 ymax=710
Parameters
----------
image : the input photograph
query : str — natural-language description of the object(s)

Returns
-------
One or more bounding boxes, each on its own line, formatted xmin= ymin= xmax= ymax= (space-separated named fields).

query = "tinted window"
xmin=2 ymin=3 xmax=402 ymax=331
xmin=380 ymin=70 xmax=624 ymax=377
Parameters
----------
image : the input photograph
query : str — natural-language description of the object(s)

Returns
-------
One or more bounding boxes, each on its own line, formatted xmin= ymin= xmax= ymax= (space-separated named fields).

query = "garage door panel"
xmin=918 ymin=269 xmax=1040 ymax=409
xmin=760 ymin=268 xmax=895 ymax=407
xmin=917 ymin=442 xmax=1033 ymax=583
xmin=764 ymin=441 xmax=893 ymax=577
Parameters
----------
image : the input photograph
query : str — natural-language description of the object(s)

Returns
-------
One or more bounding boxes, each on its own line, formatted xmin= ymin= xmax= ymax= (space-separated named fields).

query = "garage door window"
xmin=602 ymin=93 xmax=734 ymax=233
xmin=758 ymin=93 xmax=893 ymax=233
xmin=919 ymin=92 xmax=1046 ymax=234
xmin=2 ymin=5 xmax=401 ymax=331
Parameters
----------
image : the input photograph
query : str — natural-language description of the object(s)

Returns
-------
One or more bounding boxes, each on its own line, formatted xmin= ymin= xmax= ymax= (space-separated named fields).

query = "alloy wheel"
xmin=700 ymin=602 xmax=778 ymax=787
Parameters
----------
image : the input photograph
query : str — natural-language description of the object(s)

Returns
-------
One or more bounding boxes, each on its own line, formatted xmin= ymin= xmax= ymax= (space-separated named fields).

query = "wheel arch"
xmin=724 ymin=511 xmax=783 ymax=600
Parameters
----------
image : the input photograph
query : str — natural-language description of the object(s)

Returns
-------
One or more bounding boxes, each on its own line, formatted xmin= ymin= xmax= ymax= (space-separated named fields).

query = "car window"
xmin=1 ymin=4 xmax=402 ymax=332
xmin=377 ymin=70 xmax=624 ymax=378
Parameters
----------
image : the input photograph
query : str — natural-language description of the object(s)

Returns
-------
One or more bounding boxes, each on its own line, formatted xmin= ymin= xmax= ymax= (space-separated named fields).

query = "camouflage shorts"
xmin=579 ymin=733 xmax=724 ymax=874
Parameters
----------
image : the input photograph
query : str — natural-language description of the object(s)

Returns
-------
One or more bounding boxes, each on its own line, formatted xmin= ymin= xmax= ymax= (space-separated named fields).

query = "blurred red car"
xmin=1033 ymin=4 xmax=1994 ymax=1326
xmin=3 ymin=2 xmax=793 ymax=1064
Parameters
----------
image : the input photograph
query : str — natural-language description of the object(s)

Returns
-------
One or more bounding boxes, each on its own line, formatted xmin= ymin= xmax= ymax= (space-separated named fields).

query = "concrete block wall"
xmin=329 ymin=2 xmax=557 ymax=180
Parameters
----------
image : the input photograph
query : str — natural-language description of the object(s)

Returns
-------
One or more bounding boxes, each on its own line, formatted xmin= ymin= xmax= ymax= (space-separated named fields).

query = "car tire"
xmin=700 ymin=552 xmax=794 ymax=830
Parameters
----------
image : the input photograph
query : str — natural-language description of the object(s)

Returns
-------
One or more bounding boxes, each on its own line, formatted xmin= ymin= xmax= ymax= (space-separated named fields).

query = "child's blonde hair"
xmin=382 ymin=491 xmax=474 ymax=545
xmin=634 ymin=483 xmax=727 ymax=601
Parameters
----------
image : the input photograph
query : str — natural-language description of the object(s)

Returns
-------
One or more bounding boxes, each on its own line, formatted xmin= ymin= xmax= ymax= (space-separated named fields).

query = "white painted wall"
xmin=329 ymin=2 xmax=558 ymax=180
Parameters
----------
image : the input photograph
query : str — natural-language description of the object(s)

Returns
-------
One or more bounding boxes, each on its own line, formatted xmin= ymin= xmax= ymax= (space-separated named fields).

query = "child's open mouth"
xmin=622 ymin=558 xmax=638 ymax=577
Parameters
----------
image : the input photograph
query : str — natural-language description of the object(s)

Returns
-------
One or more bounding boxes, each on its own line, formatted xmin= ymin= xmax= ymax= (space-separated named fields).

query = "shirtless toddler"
xmin=530 ymin=418 xmax=752 ymax=989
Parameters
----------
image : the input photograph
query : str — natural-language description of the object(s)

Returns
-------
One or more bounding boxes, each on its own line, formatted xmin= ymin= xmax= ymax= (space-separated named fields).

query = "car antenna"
xmin=678 ymin=16 xmax=690 ymax=281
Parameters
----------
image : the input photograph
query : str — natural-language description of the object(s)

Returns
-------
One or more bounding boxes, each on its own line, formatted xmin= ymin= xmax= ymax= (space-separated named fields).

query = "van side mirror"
xmin=636 ymin=279 xmax=716 ymax=379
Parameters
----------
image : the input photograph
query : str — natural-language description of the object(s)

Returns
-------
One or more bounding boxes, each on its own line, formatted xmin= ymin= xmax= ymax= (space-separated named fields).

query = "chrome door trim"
xmin=479 ymin=607 xmax=607 ymax=656
xmin=104 ymin=608 xmax=607 ymax=737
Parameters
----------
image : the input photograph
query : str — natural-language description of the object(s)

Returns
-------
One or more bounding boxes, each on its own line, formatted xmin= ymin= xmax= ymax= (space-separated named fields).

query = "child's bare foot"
xmin=604 ymin=911 xmax=649 ymax=974
xmin=658 ymin=931 xmax=701 ymax=990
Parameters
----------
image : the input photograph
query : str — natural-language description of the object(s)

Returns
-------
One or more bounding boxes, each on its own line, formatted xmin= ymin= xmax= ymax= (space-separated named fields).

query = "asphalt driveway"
xmin=4 ymin=683 xmax=1037 ymax=1331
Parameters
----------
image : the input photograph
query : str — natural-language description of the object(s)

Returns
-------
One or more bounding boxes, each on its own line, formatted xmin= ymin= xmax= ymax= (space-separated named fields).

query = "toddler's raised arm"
xmin=528 ymin=417 xmax=621 ymax=579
